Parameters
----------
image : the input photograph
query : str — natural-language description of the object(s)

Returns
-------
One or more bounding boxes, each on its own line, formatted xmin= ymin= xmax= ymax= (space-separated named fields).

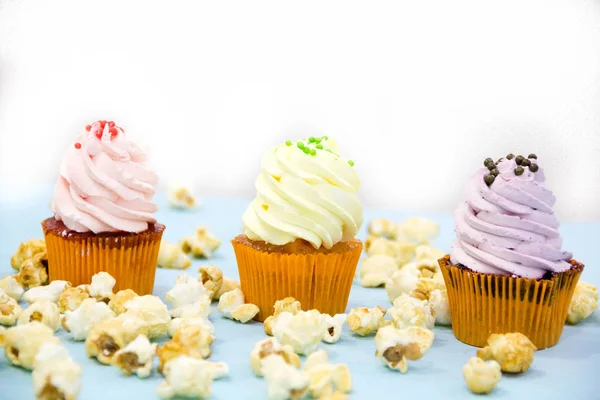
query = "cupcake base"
xmin=439 ymin=255 xmax=583 ymax=349
xmin=232 ymin=234 xmax=363 ymax=321
xmin=42 ymin=218 xmax=165 ymax=295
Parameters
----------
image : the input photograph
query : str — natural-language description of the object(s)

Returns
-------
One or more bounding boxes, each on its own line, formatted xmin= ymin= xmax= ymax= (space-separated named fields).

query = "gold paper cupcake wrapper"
xmin=43 ymin=228 xmax=163 ymax=295
xmin=439 ymin=255 xmax=583 ymax=349
xmin=232 ymin=240 xmax=363 ymax=322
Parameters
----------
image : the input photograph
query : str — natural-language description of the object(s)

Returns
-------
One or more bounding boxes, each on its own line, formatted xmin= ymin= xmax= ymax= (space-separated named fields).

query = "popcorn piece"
xmin=157 ymin=356 xmax=228 ymax=399
xmin=85 ymin=272 xmax=116 ymax=302
xmin=168 ymin=316 xmax=215 ymax=338
xmin=250 ymin=338 xmax=301 ymax=376
xmin=273 ymin=310 xmax=326 ymax=355
xmin=429 ymin=288 xmax=451 ymax=325
xmin=365 ymin=236 xmax=416 ymax=266
xmin=414 ymin=245 xmax=445 ymax=264
xmin=3 ymin=322 xmax=60 ymax=370
xmin=360 ymin=254 xmax=398 ymax=288
xmin=387 ymin=293 xmax=435 ymax=330
xmin=198 ymin=265 xmax=223 ymax=298
xmin=180 ymin=226 xmax=222 ymax=258
xmin=108 ymin=289 xmax=139 ymax=315
xmin=16 ymin=253 xmax=48 ymax=288
xmin=168 ymin=185 xmax=198 ymax=209
xmin=463 ymin=357 xmax=502 ymax=394
xmin=395 ymin=217 xmax=439 ymax=244
xmin=158 ymin=325 xmax=215 ymax=371
xmin=157 ymin=241 xmax=192 ymax=270
xmin=261 ymin=354 xmax=310 ymax=400
xmin=0 ymin=289 xmax=22 ymax=326
xmin=346 ymin=306 xmax=386 ymax=336
xmin=85 ymin=315 xmax=148 ymax=365
xmin=303 ymin=350 xmax=352 ymax=398
xmin=213 ymin=277 xmax=240 ymax=300
xmin=218 ymin=288 xmax=259 ymax=323
xmin=477 ymin=333 xmax=536 ymax=373
xmin=0 ymin=326 xmax=5 ymax=347
xmin=385 ymin=262 xmax=434 ymax=303
xmin=166 ymin=274 xmax=211 ymax=318
xmin=0 ymin=275 xmax=25 ymax=301
xmin=322 ymin=314 xmax=346 ymax=344
xmin=24 ymin=280 xmax=71 ymax=304
xmin=11 ymin=238 xmax=46 ymax=271
xmin=62 ymin=298 xmax=116 ymax=341
xmin=265 ymin=297 xmax=303 ymax=336
xmin=374 ymin=325 xmax=434 ymax=373
xmin=33 ymin=343 xmax=82 ymax=400
xmin=18 ymin=300 xmax=60 ymax=332
xmin=368 ymin=219 xmax=398 ymax=238
xmin=57 ymin=287 xmax=91 ymax=313
xmin=123 ymin=295 xmax=171 ymax=338
xmin=567 ymin=281 xmax=598 ymax=325
xmin=113 ymin=334 xmax=157 ymax=378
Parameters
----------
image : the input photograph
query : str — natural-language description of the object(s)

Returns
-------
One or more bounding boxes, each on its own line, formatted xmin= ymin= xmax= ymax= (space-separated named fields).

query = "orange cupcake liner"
xmin=232 ymin=240 xmax=363 ymax=322
xmin=439 ymin=255 xmax=583 ymax=349
xmin=43 ymin=223 xmax=164 ymax=295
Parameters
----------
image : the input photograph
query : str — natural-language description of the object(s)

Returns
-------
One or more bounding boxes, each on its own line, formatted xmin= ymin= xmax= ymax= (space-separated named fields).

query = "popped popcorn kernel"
xmin=85 ymin=272 xmax=116 ymax=303
xmin=374 ymin=325 xmax=434 ymax=373
xmin=168 ymin=185 xmax=198 ymax=209
xmin=180 ymin=226 xmax=221 ymax=258
xmin=385 ymin=263 xmax=422 ymax=303
xmin=11 ymin=239 xmax=46 ymax=271
xmin=368 ymin=219 xmax=397 ymax=238
xmin=167 ymin=316 xmax=215 ymax=338
xmin=231 ymin=303 xmax=260 ymax=323
xmin=218 ymin=288 xmax=259 ymax=323
xmin=57 ymin=287 xmax=90 ymax=313
xmin=108 ymin=289 xmax=139 ymax=315
xmin=113 ymin=334 xmax=157 ymax=378
xmin=429 ymin=288 xmax=451 ymax=326
xmin=273 ymin=310 xmax=326 ymax=355
xmin=166 ymin=275 xmax=211 ymax=318
xmin=261 ymin=354 xmax=310 ymax=400
xmin=0 ymin=326 xmax=5 ymax=347
xmin=274 ymin=297 xmax=302 ymax=316
xmin=365 ymin=236 xmax=416 ymax=266
xmin=566 ymin=281 xmax=598 ymax=325
xmin=395 ymin=217 xmax=439 ymax=244
xmin=122 ymin=295 xmax=171 ymax=339
xmin=213 ymin=277 xmax=241 ymax=300
xmin=33 ymin=343 xmax=82 ymax=400
xmin=198 ymin=265 xmax=223 ymax=298
xmin=264 ymin=316 xmax=276 ymax=336
xmin=304 ymin=350 xmax=352 ymax=398
xmin=4 ymin=322 xmax=60 ymax=370
xmin=387 ymin=293 xmax=435 ymax=330
xmin=360 ymin=254 xmax=398 ymax=288
xmin=62 ymin=298 xmax=116 ymax=341
xmin=322 ymin=314 xmax=346 ymax=344
xmin=477 ymin=333 xmax=536 ymax=373
xmin=17 ymin=253 xmax=48 ymax=288
xmin=346 ymin=306 xmax=386 ymax=336
xmin=0 ymin=275 xmax=25 ymax=301
xmin=250 ymin=337 xmax=301 ymax=376
xmin=158 ymin=325 xmax=215 ymax=371
xmin=157 ymin=356 xmax=227 ymax=399
xmin=0 ymin=289 xmax=22 ymax=326
xmin=24 ymin=280 xmax=71 ymax=304
xmin=462 ymin=357 xmax=502 ymax=394
xmin=157 ymin=241 xmax=192 ymax=270
xmin=414 ymin=245 xmax=445 ymax=264
xmin=18 ymin=300 xmax=60 ymax=332
xmin=85 ymin=316 xmax=148 ymax=365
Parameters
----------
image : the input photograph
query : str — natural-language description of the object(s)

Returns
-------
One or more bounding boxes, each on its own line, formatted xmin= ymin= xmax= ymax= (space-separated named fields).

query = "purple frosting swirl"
xmin=450 ymin=158 xmax=572 ymax=279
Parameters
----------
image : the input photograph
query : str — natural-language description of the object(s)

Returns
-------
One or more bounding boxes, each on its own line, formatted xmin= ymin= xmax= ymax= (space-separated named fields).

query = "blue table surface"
xmin=0 ymin=187 xmax=598 ymax=400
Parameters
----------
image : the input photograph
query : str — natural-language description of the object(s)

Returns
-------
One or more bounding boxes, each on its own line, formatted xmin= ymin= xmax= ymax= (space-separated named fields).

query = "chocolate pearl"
xmin=484 ymin=174 xmax=495 ymax=186
xmin=487 ymin=163 xmax=496 ymax=171
xmin=528 ymin=153 xmax=537 ymax=159
xmin=529 ymin=163 xmax=539 ymax=172
xmin=515 ymin=155 xmax=525 ymax=165
xmin=514 ymin=166 xmax=525 ymax=176
xmin=506 ymin=153 xmax=515 ymax=160
xmin=484 ymin=158 xmax=494 ymax=167
xmin=521 ymin=159 xmax=531 ymax=167
xmin=491 ymin=168 xmax=499 ymax=176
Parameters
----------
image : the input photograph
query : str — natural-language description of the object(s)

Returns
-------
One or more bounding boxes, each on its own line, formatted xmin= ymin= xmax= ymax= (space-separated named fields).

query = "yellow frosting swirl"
xmin=242 ymin=137 xmax=363 ymax=249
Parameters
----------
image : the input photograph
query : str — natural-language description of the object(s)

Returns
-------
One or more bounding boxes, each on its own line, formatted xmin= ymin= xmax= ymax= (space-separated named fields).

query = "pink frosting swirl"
xmin=52 ymin=121 xmax=158 ymax=233
xmin=451 ymin=157 xmax=572 ymax=279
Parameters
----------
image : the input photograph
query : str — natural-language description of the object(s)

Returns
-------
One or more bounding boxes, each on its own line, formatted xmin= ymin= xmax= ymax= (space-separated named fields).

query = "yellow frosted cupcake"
xmin=232 ymin=136 xmax=363 ymax=321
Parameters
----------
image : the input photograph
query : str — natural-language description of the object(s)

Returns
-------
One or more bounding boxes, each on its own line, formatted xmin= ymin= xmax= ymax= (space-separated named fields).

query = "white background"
xmin=1 ymin=0 xmax=599 ymax=220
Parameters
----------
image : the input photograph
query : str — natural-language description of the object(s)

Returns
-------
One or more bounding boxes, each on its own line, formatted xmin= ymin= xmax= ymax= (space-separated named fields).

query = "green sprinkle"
xmin=323 ymin=136 xmax=329 ymax=140
xmin=297 ymin=142 xmax=305 ymax=149
xmin=348 ymin=160 xmax=355 ymax=167
xmin=310 ymin=149 xmax=317 ymax=156
xmin=285 ymin=140 xmax=292 ymax=146
xmin=308 ymin=137 xmax=316 ymax=143
xmin=315 ymin=137 xmax=322 ymax=144
xmin=302 ymin=147 xmax=310 ymax=154
xmin=316 ymin=144 xmax=323 ymax=149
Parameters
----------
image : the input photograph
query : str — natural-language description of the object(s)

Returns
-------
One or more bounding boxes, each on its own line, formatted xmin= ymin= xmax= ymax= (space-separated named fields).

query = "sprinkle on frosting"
xmin=484 ymin=154 xmax=541 ymax=186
